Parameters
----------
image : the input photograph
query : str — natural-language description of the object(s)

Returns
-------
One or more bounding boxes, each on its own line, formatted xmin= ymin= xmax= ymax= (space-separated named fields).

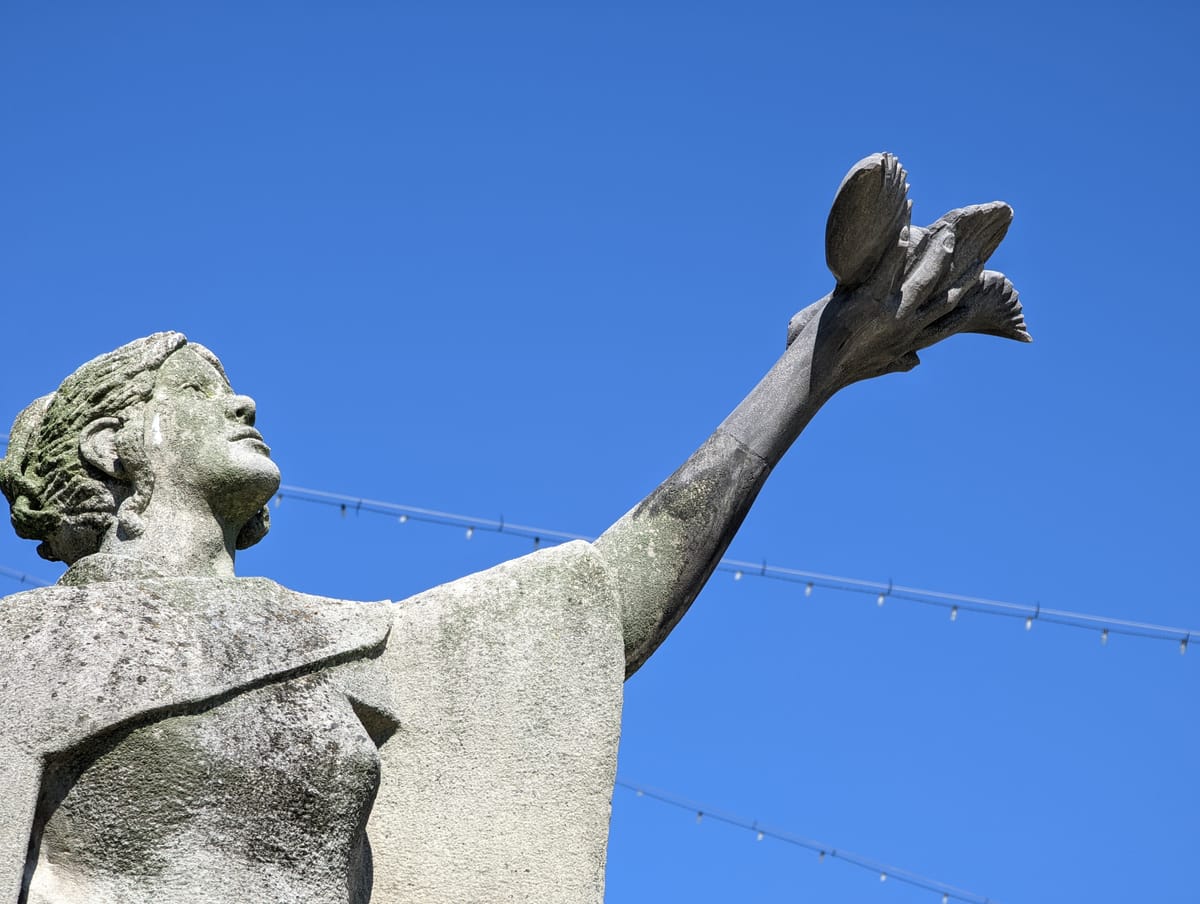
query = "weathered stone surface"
xmin=0 ymin=574 xmax=392 ymax=903
xmin=0 ymin=545 xmax=620 ymax=904
xmin=369 ymin=541 xmax=624 ymax=903
xmin=0 ymin=154 xmax=1028 ymax=903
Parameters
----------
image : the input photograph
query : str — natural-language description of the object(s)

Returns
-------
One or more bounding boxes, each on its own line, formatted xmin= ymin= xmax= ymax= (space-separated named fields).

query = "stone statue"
xmin=0 ymin=154 xmax=1028 ymax=904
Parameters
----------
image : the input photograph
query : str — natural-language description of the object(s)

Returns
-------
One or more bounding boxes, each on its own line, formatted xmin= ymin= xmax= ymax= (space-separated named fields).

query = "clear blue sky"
xmin=2 ymin=4 xmax=1197 ymax=902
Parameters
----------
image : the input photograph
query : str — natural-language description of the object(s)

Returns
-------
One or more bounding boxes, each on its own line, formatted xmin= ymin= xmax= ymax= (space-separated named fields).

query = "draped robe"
xmin=0 ymin=540 xmax=625 ymax=904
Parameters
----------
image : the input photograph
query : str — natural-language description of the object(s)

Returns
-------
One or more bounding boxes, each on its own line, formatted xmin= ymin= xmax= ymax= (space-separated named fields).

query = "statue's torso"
xmin=30 ymin=669 xmax=380 ymax=904
xmin=2 ymin=543 xmax=627 ymax=904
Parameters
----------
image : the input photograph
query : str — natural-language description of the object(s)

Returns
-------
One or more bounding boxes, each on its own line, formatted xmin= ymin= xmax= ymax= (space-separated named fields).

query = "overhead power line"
xmin=277 ymin=484 xmax=590 ymax=546
xmin=615 ymin=778 xmax=996 ymax=903
xmin=0 ymin=564 xmax=49 ymax=587
xmin=1 ymin=478 xmax=1194 ymax=653
xmin=273 ymin=483 xmax=1198 ymax=653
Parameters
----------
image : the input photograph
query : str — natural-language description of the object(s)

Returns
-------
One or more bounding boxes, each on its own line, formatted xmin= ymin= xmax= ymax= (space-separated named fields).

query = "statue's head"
xmin=0 ymin=332 xmax=277 ymax=565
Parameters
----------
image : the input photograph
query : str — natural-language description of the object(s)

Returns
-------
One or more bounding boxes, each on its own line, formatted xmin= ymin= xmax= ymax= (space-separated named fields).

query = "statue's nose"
xmin=228 ymin=395 xmax=257 ymax=426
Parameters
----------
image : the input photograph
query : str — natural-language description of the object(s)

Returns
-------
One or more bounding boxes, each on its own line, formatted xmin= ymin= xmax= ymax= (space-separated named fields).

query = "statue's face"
xmin=141 ymin=347 xmax=280 ymax=524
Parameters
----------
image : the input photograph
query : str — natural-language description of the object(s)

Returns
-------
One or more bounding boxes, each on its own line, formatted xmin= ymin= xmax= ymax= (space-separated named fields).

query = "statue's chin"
xmin=211 ymin=456 xmax=281 ymax=528
xmin=242 ymin=460 xmax=282 ymax=511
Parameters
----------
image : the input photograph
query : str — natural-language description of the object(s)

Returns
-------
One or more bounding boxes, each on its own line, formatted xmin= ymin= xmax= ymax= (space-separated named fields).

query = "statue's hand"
xmin=788 ymin=153 xmax=1030 ymax=389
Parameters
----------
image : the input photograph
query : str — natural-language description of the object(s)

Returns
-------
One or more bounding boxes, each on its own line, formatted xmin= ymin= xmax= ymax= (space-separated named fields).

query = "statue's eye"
xmin=181 ymin=382 xmax=206 ymax=396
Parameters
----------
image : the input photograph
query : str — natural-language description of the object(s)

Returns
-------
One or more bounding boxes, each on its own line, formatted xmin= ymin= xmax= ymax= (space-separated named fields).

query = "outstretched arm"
xmin=594 ymin=153 xmax=1030 ymax=677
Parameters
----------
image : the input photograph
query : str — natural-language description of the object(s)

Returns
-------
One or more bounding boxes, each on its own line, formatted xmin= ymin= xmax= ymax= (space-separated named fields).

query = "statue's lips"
xmin=229 ymin=428 xmax=270 ymax=454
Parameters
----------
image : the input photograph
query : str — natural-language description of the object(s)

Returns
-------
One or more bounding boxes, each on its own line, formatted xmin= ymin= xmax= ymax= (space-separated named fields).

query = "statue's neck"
xmin=89 ymin=495 xmax=239 ymax=580
xmin=60 ymin=553 xmax=173 ymax=585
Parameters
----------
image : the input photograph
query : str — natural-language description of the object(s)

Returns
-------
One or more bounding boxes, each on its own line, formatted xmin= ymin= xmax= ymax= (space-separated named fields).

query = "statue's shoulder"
xmin=0 ymin=574 xmax=393 ymax=640
xmin=384 ymin=538 xmax=622 ymax=668
xmin=0 ymin=574 xmax=395 ymax=756
xmin=0 ymin=582 xmax=104 ymax=641
xmin=366 ymin=544 xmax=625 ymax=902
xmin=396 ymin=539 xmax=618 ymax=614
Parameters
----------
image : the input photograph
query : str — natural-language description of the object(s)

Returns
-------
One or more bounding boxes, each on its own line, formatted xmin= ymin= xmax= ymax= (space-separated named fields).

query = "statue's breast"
xmin=28 ymin=667 xmax=382 ymax=904
xmin=0 ymin=576 xmax=396 ymax=904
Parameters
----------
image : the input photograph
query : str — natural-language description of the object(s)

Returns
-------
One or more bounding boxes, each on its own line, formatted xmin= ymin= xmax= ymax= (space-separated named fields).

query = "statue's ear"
xmin=80 ymin=417 xmax=127 ymax=481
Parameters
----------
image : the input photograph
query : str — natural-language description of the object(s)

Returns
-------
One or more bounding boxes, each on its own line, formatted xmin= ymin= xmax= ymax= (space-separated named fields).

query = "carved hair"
xmin=0 ymin=332 xmax=270 ymax=564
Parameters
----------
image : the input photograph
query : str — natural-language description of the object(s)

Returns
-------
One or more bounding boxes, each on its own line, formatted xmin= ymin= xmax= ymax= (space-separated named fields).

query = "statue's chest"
xmin=30 ymin=670 xmax=382 ymax=903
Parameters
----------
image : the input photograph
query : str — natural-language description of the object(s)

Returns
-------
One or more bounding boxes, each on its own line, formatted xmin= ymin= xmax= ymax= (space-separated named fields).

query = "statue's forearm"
xmin=595 ymin=152 xmax=1027 ymax=679
xmin=595 ymin=323 xmax=834 ymax=677
xmin=715 ymin=314 xmax=837 ymax=466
